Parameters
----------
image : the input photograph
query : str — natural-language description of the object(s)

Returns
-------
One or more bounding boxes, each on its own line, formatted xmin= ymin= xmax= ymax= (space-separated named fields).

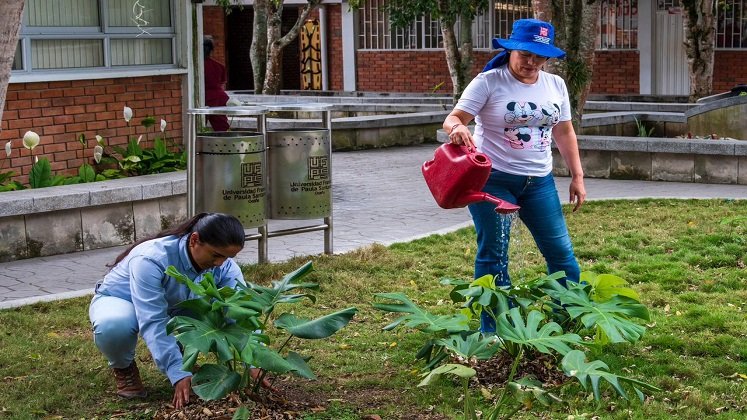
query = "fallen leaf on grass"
xmin=726 ymin=372 xmax=747 ymax=380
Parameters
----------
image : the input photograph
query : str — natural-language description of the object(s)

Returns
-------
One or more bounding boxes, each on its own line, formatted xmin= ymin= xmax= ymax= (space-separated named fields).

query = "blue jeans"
xmin=468 ymin=170 xmax=580 ymax=332
xmin=89 ymin=294 xmax=139 ymax=369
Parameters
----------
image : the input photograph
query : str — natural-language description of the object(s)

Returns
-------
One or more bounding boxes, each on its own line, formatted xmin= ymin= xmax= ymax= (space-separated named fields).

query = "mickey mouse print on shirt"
xmin=502 ymin=100 xmax=560 ymax=152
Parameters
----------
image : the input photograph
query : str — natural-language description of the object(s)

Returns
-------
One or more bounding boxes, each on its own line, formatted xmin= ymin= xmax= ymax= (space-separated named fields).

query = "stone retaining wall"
xmin=554 ymin=136 xmax=747 ymax=184
xmin=0 ymin=173 xmax=186 ymax=262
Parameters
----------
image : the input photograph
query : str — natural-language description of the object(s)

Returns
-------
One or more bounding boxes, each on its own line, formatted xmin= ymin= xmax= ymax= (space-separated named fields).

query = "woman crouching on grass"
xmin=88 ymin=212 xmax=269 ymax=409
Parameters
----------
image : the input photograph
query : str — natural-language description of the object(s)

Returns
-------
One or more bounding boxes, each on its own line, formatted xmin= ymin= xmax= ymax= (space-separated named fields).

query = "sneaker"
xmin=112 ymin=361 xmax=148 ymax=399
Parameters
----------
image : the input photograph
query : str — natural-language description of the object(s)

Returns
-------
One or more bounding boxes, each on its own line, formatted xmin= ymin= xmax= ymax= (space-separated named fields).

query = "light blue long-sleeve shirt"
xmin=95 ymin=234 xmax=244 ymax=385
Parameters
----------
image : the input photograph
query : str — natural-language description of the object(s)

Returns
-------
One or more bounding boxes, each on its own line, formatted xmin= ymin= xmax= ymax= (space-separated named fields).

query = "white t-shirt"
xmin=455 ymin=65 xmax=571 ymax=176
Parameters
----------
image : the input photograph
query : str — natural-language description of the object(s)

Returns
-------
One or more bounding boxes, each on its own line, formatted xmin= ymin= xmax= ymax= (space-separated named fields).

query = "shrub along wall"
xmin=0 ymin=74 xmax=185 ymax=185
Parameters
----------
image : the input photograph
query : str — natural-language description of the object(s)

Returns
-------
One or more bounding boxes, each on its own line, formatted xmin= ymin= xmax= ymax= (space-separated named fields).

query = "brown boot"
xmin=112 ymin=361 xmax=148 ymax=399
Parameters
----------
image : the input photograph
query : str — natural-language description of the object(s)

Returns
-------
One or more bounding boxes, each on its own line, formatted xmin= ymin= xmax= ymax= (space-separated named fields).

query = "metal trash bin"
xmin=195 ymin=131 xmax=266 ymax=228
xmin=267 ymin=129 xmax=331 ymax=219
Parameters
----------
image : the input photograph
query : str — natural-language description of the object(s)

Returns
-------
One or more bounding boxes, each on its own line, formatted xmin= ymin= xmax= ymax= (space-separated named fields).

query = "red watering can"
xmin=422 ymin=143 xmax=520 ymax=214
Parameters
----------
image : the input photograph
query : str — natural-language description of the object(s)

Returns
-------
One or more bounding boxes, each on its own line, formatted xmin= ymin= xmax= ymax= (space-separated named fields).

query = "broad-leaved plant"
xmin=374 ymin=271 xmax=659 ymax=419
xmin=165 ymin=261 xmax=357 ymax=405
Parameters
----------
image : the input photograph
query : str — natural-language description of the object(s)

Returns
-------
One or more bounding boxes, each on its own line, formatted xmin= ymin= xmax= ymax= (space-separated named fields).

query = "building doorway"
xmin=225 ymin=6 xmax=301 ymax=92
xmin=653 ymin=0 xmax=688 ymax=95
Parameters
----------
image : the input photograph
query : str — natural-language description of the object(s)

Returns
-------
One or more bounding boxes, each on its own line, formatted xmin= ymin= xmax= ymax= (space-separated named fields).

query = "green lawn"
xmin=0 ymin=199 xmax=745 ymax=419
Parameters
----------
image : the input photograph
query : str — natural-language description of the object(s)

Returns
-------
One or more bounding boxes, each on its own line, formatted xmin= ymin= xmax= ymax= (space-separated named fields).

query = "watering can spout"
xmin=483 ymin=194 xmax=520 ymax=214
xmin=459 ymin=192 xmax=519 ymax=214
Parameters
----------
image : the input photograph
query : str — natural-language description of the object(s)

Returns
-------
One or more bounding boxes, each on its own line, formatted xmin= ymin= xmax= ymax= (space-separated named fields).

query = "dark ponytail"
xmin=109 ymin=212 xmax=245 ymax=267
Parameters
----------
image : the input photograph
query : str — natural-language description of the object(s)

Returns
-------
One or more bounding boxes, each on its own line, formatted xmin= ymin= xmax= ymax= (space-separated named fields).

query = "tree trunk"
xmin=437 ymin=0 xmax=474 ymax=102
xmin=456 ymin=12 xmax=474 ymax=100
xmin=262 ymin=0 xmax=321 ymax=95
xmin=531 ymin=0 xmax=600 ymax=123
xmin=251 ymin=0 xmax=268 ymax=94
xmin=682 ymin=0 xmax=715 ymax=101
xmin=438 ymin=13 xmax=461 ymax=101
xmin=0 ymin=0 xmax=24 ymax=128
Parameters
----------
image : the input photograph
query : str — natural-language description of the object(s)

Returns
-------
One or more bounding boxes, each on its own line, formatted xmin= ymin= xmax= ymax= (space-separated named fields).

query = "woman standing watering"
xmin=442 ymin=19 xmax=586 ymax=332
xmin=89 ymin=213 xmax=247 ymax=408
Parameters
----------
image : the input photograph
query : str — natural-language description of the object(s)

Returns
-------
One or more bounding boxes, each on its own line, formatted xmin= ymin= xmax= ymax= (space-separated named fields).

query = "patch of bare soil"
xmin=149 ymin=354 xmax=566 ymax=419
xmin=151 ymin=375 xmax=449 ymax=420
xmin=471 ymin=351 xmax=568 ymax=389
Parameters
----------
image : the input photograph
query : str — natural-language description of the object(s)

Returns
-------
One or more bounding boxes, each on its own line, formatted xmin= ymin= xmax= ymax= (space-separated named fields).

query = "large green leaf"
xmin=436 ymin=331 xmax=503 ymax=361
xmin=373 ymin=292 xmax=469 ymax=333
xmin=448 ymin=275 xmax=514 ymax=320
xmin=285 ymin=351 xmax=316 ymax=379
xmin=543 ymin=282 xmax=649 ymax=343
xmin=414 ymin=339 xmax=450 ymax=369
xmin=166 ymin=265 xmax=206 ymax=296
xmin=153 ymin=137 xmax=168 ymax=159
xmin=241 ymin=261 xmax=318 ymax=314
xmin=247 ymin=346 xmax=315 ymax=380
xmin=174 ymin=298 xmax=212 ymax=318
xmin=237 ymin=332 xmax=270 ymax=366
xmin=439 ymin=277 xmax=471 ymax=303
xmin=418 ymin=363 xmax=476 ymax=387
xmin=191 ymin=363 xmax=241 ymax=401
xmin=274 ymin=307 xmax=357 ymax=339
xmin=78 ymin=163 xmax=96 ymax=183
xmin=569 ymin=296 xmax=648 ymax=343
xmin=507 ymin=376 xmax=563 ymax=408
xmin=167 ymin=316 xmax=247 ymax=363
xmin=181 ymin=346 xmax=200 ymax=372
xmin=251 ymin=345 xmax=297 ymax=374
xmin=561 ymin=350 xmax=660 ymax=401
xmin=581 ymin=271 xmax=641 ymax=302
xmin=29 ymin=158 xmax=52 ymax=188
xmin=496 ymin=308 xmax=582 ymax=355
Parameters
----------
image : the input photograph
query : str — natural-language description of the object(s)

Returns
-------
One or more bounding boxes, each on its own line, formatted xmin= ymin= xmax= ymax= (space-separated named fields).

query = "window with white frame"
xmin=357 ymin=0 xmax=443 ymax=50
xmin=717 ymin=0 xmax=747 ymax=48
xmin=493 ymin=0 xmax=532 ymax=40
xmin=598 ymin=0 xmax=638 ymax=49
xmin=356 ymin=0 xmax=536 ymax=51
xmin=13 ymin=0 xmax=175 ymax=73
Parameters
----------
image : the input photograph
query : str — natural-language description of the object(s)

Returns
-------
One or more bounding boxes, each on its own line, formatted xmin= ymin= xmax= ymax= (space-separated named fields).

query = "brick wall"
xmin=1 ymin=75 xmax=184 ymax=185
xmin=590 ymin=50 xmax=640 ymax=95
xmin=713 ymin=50 xmax=747 ymax=93
xmin=355 ymin=50 xmax=492 ymax=94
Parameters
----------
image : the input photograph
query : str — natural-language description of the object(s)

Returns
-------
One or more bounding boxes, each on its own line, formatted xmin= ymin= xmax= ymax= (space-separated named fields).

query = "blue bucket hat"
xmin=492 ymin=19 xmax=566 ymax=59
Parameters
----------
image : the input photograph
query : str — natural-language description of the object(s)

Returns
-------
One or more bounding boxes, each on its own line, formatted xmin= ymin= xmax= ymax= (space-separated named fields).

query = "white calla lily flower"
xmin=94 ymin=145 xmax=103 ymax=164
xmin=5 ymin=141 xmax=11 ymax=157
xmin=160 ymin=119 xmax=167 ymax=132
xmin=23 ymin=131 xmax=40 ymax=150
xmin=95 ymin=135 xmax=104 ymax=146
xmin=123 ymin=106 xmax=133 ymax=122
xmin=136 ymin=135 xmax=143 ymax=145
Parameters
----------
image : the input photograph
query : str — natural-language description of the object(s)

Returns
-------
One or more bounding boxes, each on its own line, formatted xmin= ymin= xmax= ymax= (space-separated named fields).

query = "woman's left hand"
xmin=172 ymin=376 xmax=192 ymax=409
xmin=569 ymin=177 xmax=586 ymax=212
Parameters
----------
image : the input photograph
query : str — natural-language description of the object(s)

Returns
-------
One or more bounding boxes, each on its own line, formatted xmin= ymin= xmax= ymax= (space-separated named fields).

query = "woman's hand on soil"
xmin=173 ymin=376 xmax=192 ymax=409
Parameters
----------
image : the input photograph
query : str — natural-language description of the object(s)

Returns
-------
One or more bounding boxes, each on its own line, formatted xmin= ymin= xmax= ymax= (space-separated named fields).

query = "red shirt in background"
xmin=204 ymin=57 xmax=230 ymax=131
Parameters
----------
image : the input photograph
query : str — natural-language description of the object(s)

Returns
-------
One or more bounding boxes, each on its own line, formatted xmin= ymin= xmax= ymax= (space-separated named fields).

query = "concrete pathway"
xmin=2 ymin=144 xmax=747 ymax=309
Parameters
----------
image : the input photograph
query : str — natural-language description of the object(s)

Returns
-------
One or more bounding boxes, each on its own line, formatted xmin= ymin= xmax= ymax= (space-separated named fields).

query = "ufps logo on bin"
xmin=241 ymin=162 xmax=263 ymax=188
xmin=307 ymin=156 xmax=329 ymax=180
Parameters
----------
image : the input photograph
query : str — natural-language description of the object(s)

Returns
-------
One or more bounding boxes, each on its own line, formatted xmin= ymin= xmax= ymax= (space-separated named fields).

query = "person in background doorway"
xmin=204 ymin=36 xmax=230 ymax=131
xmin=442 ymin=18 xmax=586 ymax=333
